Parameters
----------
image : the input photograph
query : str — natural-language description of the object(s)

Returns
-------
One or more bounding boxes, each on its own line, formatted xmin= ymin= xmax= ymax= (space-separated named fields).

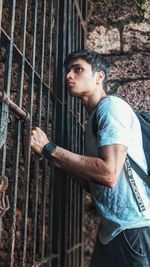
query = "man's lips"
xmin=67 ymin=82 xmax=75 ymax=86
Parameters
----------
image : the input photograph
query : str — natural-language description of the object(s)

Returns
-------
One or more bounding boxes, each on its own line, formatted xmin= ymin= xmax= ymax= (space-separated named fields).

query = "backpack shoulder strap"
xmin=125 ymin=156 xmax=146 ymax=212
xmin=128 ymin=155 xmax=149 ymax=180
xmin=136 ymin=111 xmax=150 ymax=176
xmin=92 ymin=97 xmax=108 ymax=137
xmin=92 ymin=110 xmax=97 ymax=137
xmin=137 ymin=111 xmax=150 ymax=125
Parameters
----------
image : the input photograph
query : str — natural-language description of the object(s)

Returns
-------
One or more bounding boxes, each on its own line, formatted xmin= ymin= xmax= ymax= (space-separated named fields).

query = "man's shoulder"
xmin=97 ymin=95 xmax=132 ymax=113
xmin=98 ymin=95 xmax=129 ymax=108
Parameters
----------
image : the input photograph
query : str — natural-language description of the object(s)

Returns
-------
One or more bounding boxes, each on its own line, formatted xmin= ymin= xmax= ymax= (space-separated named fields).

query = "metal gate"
xmin=0 ymin=0 xmax=87 ymax=266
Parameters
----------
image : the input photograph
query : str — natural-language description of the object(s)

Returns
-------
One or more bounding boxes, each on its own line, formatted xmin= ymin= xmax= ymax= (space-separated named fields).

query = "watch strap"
xmin=42 ymin=143 xmax=57 ymax=159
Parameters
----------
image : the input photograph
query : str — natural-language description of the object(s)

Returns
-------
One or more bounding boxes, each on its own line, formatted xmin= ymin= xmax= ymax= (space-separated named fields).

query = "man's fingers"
xmin=31 ymin=128 xmax=40 ymax=139
xmin=31 ymin=127 xmax=45 ymax=136
xmin=31 ymin=127 xmax=49 ymax=148
xmin=31 ymin=126 xmax=38 ymax=132
xmin=30 ymin=136 xmax=35 ymax=145
xmin=32 ymin=136 xmax=37 ymax=142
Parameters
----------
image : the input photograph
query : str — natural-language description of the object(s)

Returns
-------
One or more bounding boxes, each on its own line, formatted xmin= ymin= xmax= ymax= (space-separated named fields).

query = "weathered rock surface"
xmin=123 ymin=22 xmax=150 ymax=52
xmin=87 ymin=26 xmax=120 ymax=54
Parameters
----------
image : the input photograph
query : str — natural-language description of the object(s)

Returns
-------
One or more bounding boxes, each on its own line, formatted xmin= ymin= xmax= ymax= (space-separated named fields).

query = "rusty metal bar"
xmin=50 ymin=0 xmax=60 ymax=263
xmin=5 ymin=1 xmax=20 ymax=266
xmin=5 ymin=1 xmax=16 ymax=97
xmin=9 ymin=1 xmax=30 ymax=266
xmin=73 ymin=5 xmax=79 ymax=265
xmin=45 ymin=0 xmax=56 ymax=263
xmin=0 ymin=28 xmax=84 ymax=128
xmin=36 ymin=0 xmax=47 ymax=263
xmin=23 ymin=0 xmax=38 ymax=265
xmin=0 ymin=0 xmax=87 ymax=266
xmin=0 ymin=91 xmax=30 ymax=121
xmin=74 ymin=0 xmax=86 ymax=31
xmin=0 ymin=29 xmax=52 ymax=96
xmin=77 ymin=5 xmax=82 ymax=265
xmin=0 ymin=0 xmax=3 ymax=38
xmin=1 ymin=0 xmax=17 ymax=177
xmin=52 ymin=0 xmax=68 ymax=264
xmin=67 ymin=2 xmax=76 ymax=266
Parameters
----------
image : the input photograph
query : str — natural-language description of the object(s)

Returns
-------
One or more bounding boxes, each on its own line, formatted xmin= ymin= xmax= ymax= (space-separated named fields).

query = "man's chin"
xmin=69 ymin=91 xmax=80 ymax=97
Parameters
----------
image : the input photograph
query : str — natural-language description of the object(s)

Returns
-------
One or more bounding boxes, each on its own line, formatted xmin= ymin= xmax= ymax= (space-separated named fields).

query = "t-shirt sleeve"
xmin=96 ymin=99 xmax=132 ymax=148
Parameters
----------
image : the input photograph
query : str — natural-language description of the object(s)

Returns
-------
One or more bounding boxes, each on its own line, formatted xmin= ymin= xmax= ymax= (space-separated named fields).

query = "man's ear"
xmin=96 ymin=71 xmax=105 ymax=84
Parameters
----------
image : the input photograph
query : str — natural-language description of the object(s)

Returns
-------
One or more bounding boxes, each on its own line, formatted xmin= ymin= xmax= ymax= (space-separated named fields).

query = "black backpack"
xmin=92 ymin=110 xmax=150 ymax=178
xmin=128 ymin=112 xmax=150 ymax=178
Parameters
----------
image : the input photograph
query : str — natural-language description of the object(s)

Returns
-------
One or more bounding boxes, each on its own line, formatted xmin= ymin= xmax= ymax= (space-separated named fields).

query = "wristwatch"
xmin=42 ymin=143 xmax=57 ymax=159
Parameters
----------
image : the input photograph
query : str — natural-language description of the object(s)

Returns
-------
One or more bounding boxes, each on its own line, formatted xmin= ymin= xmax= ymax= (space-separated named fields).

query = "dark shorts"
xmin=90 ymin=227 xmax=150 ymax=267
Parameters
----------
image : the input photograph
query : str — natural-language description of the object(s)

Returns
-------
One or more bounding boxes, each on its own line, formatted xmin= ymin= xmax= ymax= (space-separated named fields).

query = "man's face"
xmin=65 ymin=59 xmax=97 ymax=97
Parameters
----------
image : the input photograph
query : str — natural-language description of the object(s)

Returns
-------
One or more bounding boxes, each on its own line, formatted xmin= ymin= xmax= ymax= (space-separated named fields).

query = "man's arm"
xmin=50 ymin=145 xmax=126 ymax=188
xmin=31 ymin=127 xmax=127 ymax=188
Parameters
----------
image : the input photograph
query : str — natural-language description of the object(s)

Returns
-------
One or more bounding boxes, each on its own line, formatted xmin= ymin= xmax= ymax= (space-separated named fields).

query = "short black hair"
xmin=64 ymin=50 xmax=108 ymax=87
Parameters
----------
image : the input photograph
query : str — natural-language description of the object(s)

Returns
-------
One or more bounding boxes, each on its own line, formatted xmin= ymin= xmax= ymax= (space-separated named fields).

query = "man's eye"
xmin=75 ymin=67 xmax=83 ymax=73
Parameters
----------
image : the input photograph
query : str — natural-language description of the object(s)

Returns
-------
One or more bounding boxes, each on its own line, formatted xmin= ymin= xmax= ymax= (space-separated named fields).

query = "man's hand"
xmin=31 ymin=127 xmax=49 ymax=156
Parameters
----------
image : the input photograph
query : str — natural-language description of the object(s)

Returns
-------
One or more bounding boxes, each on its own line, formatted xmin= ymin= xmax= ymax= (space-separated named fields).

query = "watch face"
xmin=43 ymin=143 xmax=57 ymax=158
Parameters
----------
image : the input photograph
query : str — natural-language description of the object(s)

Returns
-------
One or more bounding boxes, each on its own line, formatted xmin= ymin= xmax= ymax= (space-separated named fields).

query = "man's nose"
xmin=66 ymin=70 xmax=74 ymax=80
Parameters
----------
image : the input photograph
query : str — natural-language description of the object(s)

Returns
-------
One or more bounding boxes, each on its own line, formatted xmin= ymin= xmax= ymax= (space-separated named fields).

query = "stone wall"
xmin=86 ymin=0 xmax=150 ymax=111
xmin=84 ymin=1 xmax=150 ymax=266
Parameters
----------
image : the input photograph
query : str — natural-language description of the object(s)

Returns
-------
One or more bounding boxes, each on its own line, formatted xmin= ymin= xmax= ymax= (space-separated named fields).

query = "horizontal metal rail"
xmin=0 ymin=91 xmax=30 ymax=121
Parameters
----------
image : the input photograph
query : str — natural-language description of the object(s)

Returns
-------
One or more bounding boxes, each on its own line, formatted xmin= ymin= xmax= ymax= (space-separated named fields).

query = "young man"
xmin=31 ymin=50 xmax=150 ymax=266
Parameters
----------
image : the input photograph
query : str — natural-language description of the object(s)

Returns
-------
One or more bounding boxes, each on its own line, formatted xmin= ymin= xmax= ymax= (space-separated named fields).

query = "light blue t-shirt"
xmin=85 ymin=96 xmax=150 ymax=244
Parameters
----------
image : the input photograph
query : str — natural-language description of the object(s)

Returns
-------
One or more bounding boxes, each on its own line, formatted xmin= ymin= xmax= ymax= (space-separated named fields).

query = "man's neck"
xmin=82 ymin=91 xmax=107 ymax=115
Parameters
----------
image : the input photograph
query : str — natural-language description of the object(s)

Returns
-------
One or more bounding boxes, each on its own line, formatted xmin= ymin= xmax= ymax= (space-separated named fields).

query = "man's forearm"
xmin=31 ymin=127 xmax=124 ymax=188
xmin=51 ymin=146 xmax=112 ymax=186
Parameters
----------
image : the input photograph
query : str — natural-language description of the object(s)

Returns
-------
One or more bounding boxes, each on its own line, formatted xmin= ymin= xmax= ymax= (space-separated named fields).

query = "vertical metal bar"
xmin=51 ymin=0 xmax=63 ymax=265
xmin=70 ymin=11 xmax=75 ymax=247
xmin=82 ymin=0 xmax=87 ymax=47
xmin=32 ymin=0 xmax=47 ymax=263
xmin=74 ymin=10 xmax=79 ymax=265
xmin=77 ymin=5 xmax=82 ymax=265
xmin=38 ymin=0 xmax=46 ymax=127
xmin=5 ymin=0 xmax=16 ymax=97
xmin=72 ymin=1 xmax=76 ymax=51
xmin=0 ymin=0 xmax=3 ymax=38
xmin=32 ymin=161 xmax=40 ymax=264
xmin=62 ymin=1 xmax=70 ymax=266
xmin=80 ymin=2 xmax=87 ymax=265
xmin=3 ymin=1 xmax=17 ymax=266
xmin=1 ymin=0 xmax=16 ymax=175
xmin=80 ymin=1 xmax=87 ymax=264
xmin=37 ymin=0 xmax=47 ymax=263
xmin=79 ymin=1 xmax=82 ymax=49
xmin=78 ymin=110 xmax=82 ymax=267
xmin=10 ymin=1 xmax=29 ymax=266
xmin=74 ymin=182 xmax=77 ymax=267
xmin=65 ymin=0 xmax=72 ymax=265
xmin=45 ymin=1 xmax=55 ymax=266
xmin=71 ymin=3 xmax=76 ymax=266
xmin=28 ymin=1 xmax=49 ymax=263
xmin=22 ymin=0 xmax=38 ymax=265
xmin=66 ymin=0 xmax=72 ymax=261
xmin=56 ymin=0 xmax=68 ymax=264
